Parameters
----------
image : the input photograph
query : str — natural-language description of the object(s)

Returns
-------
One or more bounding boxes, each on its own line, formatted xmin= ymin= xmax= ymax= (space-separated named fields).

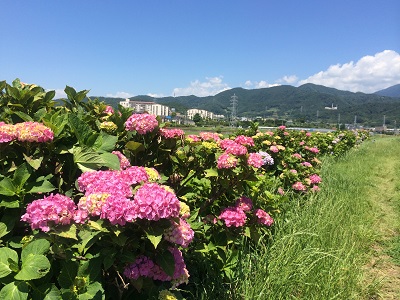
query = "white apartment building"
xmin=187 ymin=109 xmax=214 ymax=120
xmin=119 ymin=99 xmax=170 ymax=117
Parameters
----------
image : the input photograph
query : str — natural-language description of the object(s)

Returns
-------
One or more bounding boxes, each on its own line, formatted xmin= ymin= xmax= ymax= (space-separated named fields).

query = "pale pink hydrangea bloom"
xmin=164 ymin=218 xmax=194 ymax=248
xmin=104 ymin=105 xmax=114 ymax=115
xmin=290 ymin=169 xmax=298 ymax=174
xmin=301 ymin=162 xmax=313 ymax=167
xmin=234 ymin=135 xmax=255 ymax=146
xmin=292 ymin=181 xmax=307 ymax=191
xmin=0 ymin=122 xmax=16 ymax=143
xmin=247 ymin=152 xmax=264 ymax=168
xmin=235 ymin=196 xmax=253 ymax=212
xmin=112 ymin=151 xmax=131 ymax=169
xmin=21 ymin=194 xmax=76 ymax=232
xmin=312 ymin=185 xmax=320 ymax=192
xmin=305 ymin=146 xmax=319 ymax=153
xmin=278 ymin=187 xmax=285 ymax=195
xmin=199 ymin=132 xmax=221 ymax=142
xmin=306 ymin=132 xmax=312 ymax=137
xmin=292 ymin=153 xmax=302 ymax=159
xmin=299 ymin=141 xmax=305 ymax=146
xmin=258 ymin=151 xmax=274 ymax=165
xmin=217 ymin=153 xmax=238 ymax=169
xmin=283 ymin=131 xmax=289 ymax=136
xmin=218 ymin=206 xmax=247 ymax=227
xmin=278 ymin=125 xmax=286 ymax=130
xmin=125 ymin=113 xmax=158 ymax=134
xmin=14 ymin=122 xmax=54 ymax=142
xmin=255 ymin=209 xmax=274 ymax=226
xmin=159 ymin=128 xmax=185 ymax=139
xmin=131 ymin=183 xmax=180 ymax=221
xmin=186 ymin=134 xmax=201 ymax=142
xmin=270 ymin=145 xmax=279 ymax=153
xmin=309 ymin=174 xmax=322 ymax=184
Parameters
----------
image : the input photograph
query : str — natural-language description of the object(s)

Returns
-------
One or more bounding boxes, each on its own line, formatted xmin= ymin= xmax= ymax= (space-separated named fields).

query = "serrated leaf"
xmin=21 ymin=239 xmax=50 ymax=262
xmin=125 ymin=141 xmax=145 ymax=152
xmin=58 ymin=261 xmax=79 ymax=289
xmin=0 ymin=200 xmax=20 ymax=208
xmin=0 ymin=177 xmax=16 ymax=196
xmin=0 ymin=281 xmax=29 ymax=300
xmin=32 ymin=283 xmax=61 ymax=300
xmin=23 ymin=153 xmax=43 ymax=170
xmin=99 ymin=152 xmax=120 ymax=170
xmin=53 ymin=224 xmax=78 ymax=240
xmin=14 ymin=254 xmax=50 ymax=280
xmin=77 ymin=282 xmax=104 ymax=300
xmin=0 ymin=247 xmax=18 ymax=278
xmin=26 ymin=180 xmax=56 ymax=194
xmin=96 ymin=133 xmax=118 ymax=152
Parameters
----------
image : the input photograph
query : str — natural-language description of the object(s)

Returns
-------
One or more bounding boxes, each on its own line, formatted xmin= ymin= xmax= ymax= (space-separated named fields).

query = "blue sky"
xmin=1 ymin=1 xmax=399 ymax=98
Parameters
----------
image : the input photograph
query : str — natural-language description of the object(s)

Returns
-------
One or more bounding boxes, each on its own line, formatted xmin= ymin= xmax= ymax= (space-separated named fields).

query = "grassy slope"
xmin=232 ymin=136 xmax=400 ymax=299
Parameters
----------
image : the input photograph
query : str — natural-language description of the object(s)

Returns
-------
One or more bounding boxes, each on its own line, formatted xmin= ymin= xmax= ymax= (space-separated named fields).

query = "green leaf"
xmin=14 ymin=254 xmax=50 ymax=280
xmin=125 ymin=141 xmax=145 ymax=153
xmin=6 ymin=85 xmax=21 ymax=100
xmin=99 ymin=152 xmax=120 ymax=170
xmin=77 ymin=256 xmax=102 ymax=284
xmin=77 ymin=282 xmax=104 ymax=300
xmin=53 ymin=224 xmax=78 ymax=240
xmin=204 ymin=168 xmax=218 ymax=177
xmin=0 ymin=281 xmax=29 ymax=300
xmin=0 ymin=247 xmax=18 ymax=278
xmin=23 ymin=153 xmax=43 ymax=170
xmin=73 ymin=147 xmax=104 ymax=172
xmin=0 ymin=210 xmax=19 ymax=238
xmin=96 ymin=133 xmax=118 ymax=152
xmin=64 ymin=86 xmax=77 ymax=99
xmin=13 ymin=163 xmax=32 ymax=188
xmin=58 ymin=261 xmax=79 ymax=289
xmin=155 ymin=250 xmax=175 ymax=277
xmin=12 ymin=111 xmax=33 ymax=122
xmin=0 ymin=200 xmax=20 ymax=208
xmin=0 ymin=177 xmax=17 ymax=196
xmin=32 ymin=283 xmax=61 ymax=300
xmin=21 ymin=239 xmax=50 ymax=262
xmin=26 ymin=180 xmax=56 ymax=194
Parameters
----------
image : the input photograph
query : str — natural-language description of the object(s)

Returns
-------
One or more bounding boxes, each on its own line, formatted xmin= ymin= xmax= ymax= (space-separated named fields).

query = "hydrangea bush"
xmin=0 ymin=79 xmax=369 ymax=299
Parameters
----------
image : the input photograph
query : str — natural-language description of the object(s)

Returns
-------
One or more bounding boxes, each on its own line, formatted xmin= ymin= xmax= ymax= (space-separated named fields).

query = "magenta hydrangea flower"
xmin=14 ymin=122 xmax=54 ymax=143
xmin=219 ymin=139 xmax=248 ymax=155
xmin=235 ymin=196 xmax=253 ymax=212
xmin=125 ymin=113 xmax=158 ymax=134
xmin=124 ymin=247 xmax=189 ymax=287
xmin=131 ymin=183 xmax=180 ymax=221
xmin=159 ymin=128 xmax=185 ymax=139
xmin=217 ymin=153 xmax=238 ymax=169
xmin=21 ymin=194 xmax=76 ymax=232
xmin=112 ymin=151 xmax=131 ymax=169
xmin=247 ymin=152 xmax=264 ymax=168
xmin=186 ymin=134 xmax=201 ymax=142
xmin=218 ymin=206 xmax=247 ymax=227
xmin=0 ymin=122 xmax=16 ymax=143
xmin=309 ymin=174 xmax=322 ymax=184
xmin=292 ymin=181 xmax=307 ymax=191
xmin=234 ymin=135 xmax=255 ymax=147
xmin=164 ymin=218 xmax=194 ymax=248
xmin=119 ymin=166 xmax=149 ymax=186
xmin=254 ymin=209 xmax=274 ymax=226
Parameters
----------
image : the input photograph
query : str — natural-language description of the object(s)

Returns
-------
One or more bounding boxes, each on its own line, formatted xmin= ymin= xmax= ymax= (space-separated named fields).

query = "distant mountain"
xmin=97 ymin=83 xmax=400 ymax=127
xmin=375 ymin=84 xmax=400 ymax=97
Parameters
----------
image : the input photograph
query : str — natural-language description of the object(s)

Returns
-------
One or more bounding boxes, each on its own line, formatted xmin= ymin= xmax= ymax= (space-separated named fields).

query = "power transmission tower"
xmin=230 ymin=94 xmax=238 ymax=127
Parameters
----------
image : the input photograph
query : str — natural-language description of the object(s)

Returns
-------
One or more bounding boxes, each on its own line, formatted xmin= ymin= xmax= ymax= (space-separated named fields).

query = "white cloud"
xmin=243 ymin=80 xmax=280 ymax=89
xmin=106 ymin=91 xmax=134 ymax=98
xmin=277 ymin=75 xmax=298 ymax=84
xmin=52 ymin=89 xmax=67 ymax=99
xmin=298 ymin=50 xmax=400 ymax=93
xmin=172 ymin=76 xmax=231 ymax=97
xmin=147 ymin=93 xmax=165 ymax=98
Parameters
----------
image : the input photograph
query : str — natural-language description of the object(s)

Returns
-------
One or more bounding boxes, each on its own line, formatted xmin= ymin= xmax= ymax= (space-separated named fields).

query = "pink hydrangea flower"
xmin=217 ymin=153 xmax=238 ymax=169
xmin=125 ymin=113 xmax=158 ymax=134
xmin=112 ymin=151 xmax=131 ymax=169
xmin=290 ymin=169 xmax=298 ymax=174
xmin=278 ymin=125 xmax=286 ymax=130
xmin=199 ymin=132 xmax=221 ymax=142
xmin=186 ymin=134 xmax=201 ymax=142
xmin=258 ymin=151 xmax=274 ymax=165
xmin=309 ymin=174 xmax=322 ymax=184
xmin=254 ymin=209 xmax=274 ymax=226
xmin=21 ymin=194 xmax=76 ymax=232
xmin=119 ymin=166 xmax=149 ymax=186
xmin=292 ymin=153 xmax=302 ymax=159
xmin=14 ymin=122 xmax=54 ymax=142
xmin=218 ymin=206 xmax=247 ymax=227
xmin=247 ymin=153 xmax=264 ymax=168
xmin=131 ymin=183 xmax=180 ymax=221
xmin=270 ymin=145 xmax=279 ymax=153
xmin=219 ymin=139 xmax=247 ymax=155
xmin=104 ymin=105 xmax=114 ymax=115
xmin=235 ymin=196 xmax=253 ymax=212
xmin=234 ymin=135 xmax=255 ymax=146
xmin=278 ymin=187 xmax=285 ymax=195
xmin=292 ymin=181 xmax=307 ymax=191
xmin=159 ymin=128 xmax=185 ymax=139
xmin=0 ymin=122 xmax=16 ymax=143
xmin=164 ymin=218 xmax=194 ymax=248
xmin=308 ymin=147 xmax=319 ymax=153
xmin=301 ymin=162 xmax=313 ymax=167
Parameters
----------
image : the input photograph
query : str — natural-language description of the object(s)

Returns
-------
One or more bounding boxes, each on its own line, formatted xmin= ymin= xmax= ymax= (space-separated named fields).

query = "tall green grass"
xmin=231 ymin=137 xmax=400 ymax=299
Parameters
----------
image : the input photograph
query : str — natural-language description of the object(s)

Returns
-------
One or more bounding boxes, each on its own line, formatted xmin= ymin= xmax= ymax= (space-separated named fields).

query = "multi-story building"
xmin=187 ymin=109 xmax=214 ymax=120
xmin=119 ymin=99 xmax=170 ymax=117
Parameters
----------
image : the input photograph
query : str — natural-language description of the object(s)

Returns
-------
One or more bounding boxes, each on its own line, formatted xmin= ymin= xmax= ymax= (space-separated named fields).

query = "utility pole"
xmin=230 ymin=94 xmax=238 ymax=127
xmin=354 ymin=115 xmax=357 ymax=128
xmin=338 ymin=113 xmax=341 ymax=129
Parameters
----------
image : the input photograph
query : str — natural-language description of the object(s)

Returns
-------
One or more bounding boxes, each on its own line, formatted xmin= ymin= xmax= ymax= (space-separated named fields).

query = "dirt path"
xmin=363 ymin=139 xmax=400 ymax=299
